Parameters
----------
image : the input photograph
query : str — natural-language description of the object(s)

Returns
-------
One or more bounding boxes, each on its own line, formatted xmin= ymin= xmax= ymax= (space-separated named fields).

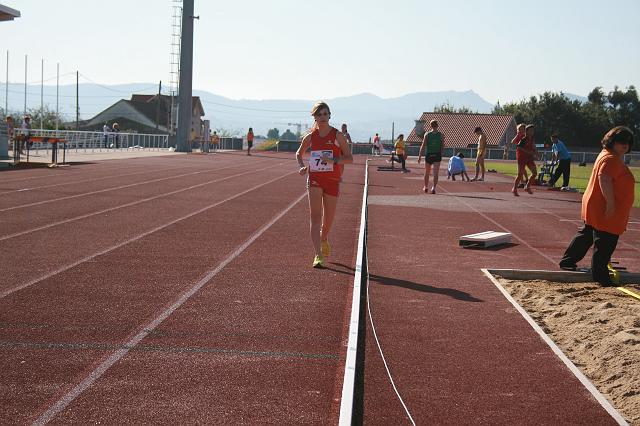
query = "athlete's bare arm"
xmin=418 ymin=133 xmax=427 ymax=164
xmin=296 ymin=133 xmax=312 ymax=175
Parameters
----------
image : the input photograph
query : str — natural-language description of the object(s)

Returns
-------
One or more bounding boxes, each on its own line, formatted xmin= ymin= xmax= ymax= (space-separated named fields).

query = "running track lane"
xmin=0 ymin=157 xmax=268 ymax=240
xmin=0 ymin=160 xmax=366 ymax=424
xmin=0 ymin=158 xmax=285 ymax=292
xmin=360 ymin=164 xmax=621 ymax=425
xmin=0 ymin=154 xmax=201 ymax=188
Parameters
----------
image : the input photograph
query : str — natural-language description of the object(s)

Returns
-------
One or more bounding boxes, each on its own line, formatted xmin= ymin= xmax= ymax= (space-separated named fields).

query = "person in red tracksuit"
xmin=296 ymin=102 xmax=353 ymax=268
xmin=512 ymin=124 xmax=538 ymax=196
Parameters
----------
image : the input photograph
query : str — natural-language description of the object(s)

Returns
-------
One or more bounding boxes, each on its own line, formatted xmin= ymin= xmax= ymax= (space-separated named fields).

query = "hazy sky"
xmin=1 ymin=0 xmax=639 ymax=105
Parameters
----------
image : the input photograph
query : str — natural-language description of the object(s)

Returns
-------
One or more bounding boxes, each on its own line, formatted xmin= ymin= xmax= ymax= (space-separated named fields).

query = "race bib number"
xmin=310 ymin=150 xmax=334 ymax=172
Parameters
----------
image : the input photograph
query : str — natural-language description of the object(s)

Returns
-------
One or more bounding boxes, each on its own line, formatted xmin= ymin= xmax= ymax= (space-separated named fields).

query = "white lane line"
xmin=0 ymin=160 xmax=273 ymax=242
xmin=439 ymin=187 xmax=557 ymax=265
xmin=339 ymin=160 xmax=370 ymax=425
xmin=519 ymin=198 xmax=640 ymax=254
xmin=0 ymin=170 xmax=296 ymax=300
xmin=31 ymin=193 xmax=306 ymax=426
xmin=0 ymin=166 xmax=232 ymax=213
xmin=481 ymin=269 xmax=629 ymax=426
xmin=0 ymin=165 xmax=191 ymax=195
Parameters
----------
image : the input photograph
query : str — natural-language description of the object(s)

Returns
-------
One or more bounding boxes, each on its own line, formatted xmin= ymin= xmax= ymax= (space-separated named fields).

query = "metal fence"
xmin=17 ymin=129 xmax=169 ymax=154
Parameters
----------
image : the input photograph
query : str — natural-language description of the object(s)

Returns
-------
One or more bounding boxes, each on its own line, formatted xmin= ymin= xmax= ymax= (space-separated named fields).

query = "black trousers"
xmin=392 ymin=153 xmax=406 ymax=170
xmin=560 ymin=224 xmax=619 ymax=285
xmin=550 ymin=158 xmax=571 ymax=187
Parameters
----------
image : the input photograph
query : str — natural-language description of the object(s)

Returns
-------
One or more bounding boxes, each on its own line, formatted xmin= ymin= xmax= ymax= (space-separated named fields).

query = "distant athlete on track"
xmin=471 ymin=126 xmax=487 ymax=181
xmin=296 ymin=102 xmax=353 ymax=268
xmin=247 ymin=127 xmax=254 ymax=156
xmin=418 ymin=120 xmax=445 ymax=194
xmin=512 ymin=124 xmax=537 ymax=196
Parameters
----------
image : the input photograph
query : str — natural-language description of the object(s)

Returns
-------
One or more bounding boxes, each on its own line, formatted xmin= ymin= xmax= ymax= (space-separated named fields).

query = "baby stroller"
xmin=537 ymin=151 xmax=557 ymax=186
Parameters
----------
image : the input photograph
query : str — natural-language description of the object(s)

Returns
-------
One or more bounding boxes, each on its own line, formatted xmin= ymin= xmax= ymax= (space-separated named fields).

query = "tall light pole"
xmin=176 ymin=0 xmax=197 ymax=152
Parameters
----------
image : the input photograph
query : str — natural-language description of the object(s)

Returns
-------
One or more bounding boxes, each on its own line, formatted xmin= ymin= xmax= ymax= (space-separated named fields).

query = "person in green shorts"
xmin=418 ymin=120 xmax=445 ymax=194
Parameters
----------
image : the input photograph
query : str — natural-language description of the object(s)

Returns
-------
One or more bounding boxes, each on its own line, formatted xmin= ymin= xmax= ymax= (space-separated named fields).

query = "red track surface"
xmin=362 ymin=159 xmax=638 ymax=425
xmin=1 ymin=152 xmax=637 ymax=424
xmin=0 ymin=152 xmax=363 ymax=424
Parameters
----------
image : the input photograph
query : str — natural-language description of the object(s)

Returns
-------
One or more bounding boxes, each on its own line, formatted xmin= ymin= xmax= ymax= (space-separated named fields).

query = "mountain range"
xmin=0 ymin=82 xmax=586 ymax=141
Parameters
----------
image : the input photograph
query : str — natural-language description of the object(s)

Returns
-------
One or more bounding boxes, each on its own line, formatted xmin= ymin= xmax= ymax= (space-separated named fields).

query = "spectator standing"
xmin=211 ymin=131 xmax=220 ymax=152
xmin=471 ymin=127 xmax=487 ymax=181
xmin=559 ymin=126 xmax=635 ymax=286
xmin=549 ymin=133 xmax=572 ymax=189
xmin=20 ymin=115 xmax=32 ymax=154
xmin=247 ymin=127 xmax=254 ymax=156
xmin=5 ymin=115 xmax=15 ymax=160
xmin=372 ymin=133 xmax=381 ymax=156
xmin=102 ymin=122 xmax=111 ymax=148
xmin=112 ymin=122 xmax=120 ymax=149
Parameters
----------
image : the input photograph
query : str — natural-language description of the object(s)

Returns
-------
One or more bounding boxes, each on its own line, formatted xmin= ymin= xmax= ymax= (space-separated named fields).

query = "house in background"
xmin=0 ymin=3 xmax=20 ymax=21
xmin=407 ymin=112 xmax=517 ymax=149
xmin=78 ymin=94 xmax=206 ymax=144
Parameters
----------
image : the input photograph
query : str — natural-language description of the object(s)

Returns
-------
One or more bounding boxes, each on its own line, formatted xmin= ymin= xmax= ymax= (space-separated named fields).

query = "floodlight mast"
xmin=176 ymin=0 xmax=196 ymax=152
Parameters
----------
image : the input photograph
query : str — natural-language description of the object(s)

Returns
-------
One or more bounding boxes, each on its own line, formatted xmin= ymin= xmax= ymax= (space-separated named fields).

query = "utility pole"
xmin=23 ymin=54 xmax=27 ymax=115
xmin=76 ymin=71 xmax=79 ymax=130
xmin=55 ymin=63 xmax=59 ymax=131
xmin=176 ymin=0 xmax=197 ymax=152
xmin=4 ymin=51 xmax=8 ymax=115
xmin=40 ymin=59 xmax=44 ymax=129
xmin=391 ymin=122 xmax=394 ymax=143
xmin=156 ymin=80 xmax=162 ymax=130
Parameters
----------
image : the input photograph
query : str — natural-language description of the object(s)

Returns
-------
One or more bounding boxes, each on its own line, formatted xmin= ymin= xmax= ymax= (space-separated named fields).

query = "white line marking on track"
xmin=0 ymin=165 xmax=188 ymax=196
xmin=31 ymin=192 xmax=307 ymax=426
xmin=0 ymin=170 xmax=296 ymax=300
xmin=481 ymin=269 xmax=629 ymax=426
xmin=0 ymin=160 xmax=274 ymax=242
xmin=0 ymin=167 xmax=227 ymax=213
xmin=519 ymin=198 xmax=640 ymax=255
xmin=439 ymin=187 xmax=557 ymax=265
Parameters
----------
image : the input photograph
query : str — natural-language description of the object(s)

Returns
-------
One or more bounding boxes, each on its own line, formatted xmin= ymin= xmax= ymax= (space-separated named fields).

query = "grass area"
xmin=483 ymin=161 xmax=640 ymax=208
xmin=255 ymin=139 xmax=279 ymax=151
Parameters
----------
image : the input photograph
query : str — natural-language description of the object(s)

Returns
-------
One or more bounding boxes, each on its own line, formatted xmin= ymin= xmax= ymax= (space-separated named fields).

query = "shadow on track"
xmin=325 ymin=263 xmax=483 ymax=302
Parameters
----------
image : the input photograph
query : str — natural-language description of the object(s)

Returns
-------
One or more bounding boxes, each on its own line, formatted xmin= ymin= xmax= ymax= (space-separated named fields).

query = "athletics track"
xmin=0 ymin=151 xmax=637 ymax=424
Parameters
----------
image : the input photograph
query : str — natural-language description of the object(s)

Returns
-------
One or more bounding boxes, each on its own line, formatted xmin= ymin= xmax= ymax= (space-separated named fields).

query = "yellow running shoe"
xmin=312 ymin=255 xmax=324 ymax=268
xmin=321 ymin=240 xmax=331 ymax=258
xmin=607 ymin=263 xmax=620 ymax=285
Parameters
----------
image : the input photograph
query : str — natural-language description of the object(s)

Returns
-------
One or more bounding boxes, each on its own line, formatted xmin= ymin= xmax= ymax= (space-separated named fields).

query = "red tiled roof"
xmin=407 ymin=112 xmax=516 ymax=148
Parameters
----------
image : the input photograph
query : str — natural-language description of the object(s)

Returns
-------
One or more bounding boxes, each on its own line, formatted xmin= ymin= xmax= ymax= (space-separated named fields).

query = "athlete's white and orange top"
xmin=308 ymin=127 xmax=342 ymax=181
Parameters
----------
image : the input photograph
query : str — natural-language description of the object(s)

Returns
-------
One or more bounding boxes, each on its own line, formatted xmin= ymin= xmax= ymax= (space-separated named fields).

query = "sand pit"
xmin=497 ymin=278 xmax=640 ymax=425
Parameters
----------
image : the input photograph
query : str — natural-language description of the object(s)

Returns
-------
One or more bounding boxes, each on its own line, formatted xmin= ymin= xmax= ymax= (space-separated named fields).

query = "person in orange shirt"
xmin=247 ymin=127 xmax=254 ymax=156
xmin=559 ymin=126 xmax=635 ymax=286
xmin=296 ymin=102 xmax=353 ymax=268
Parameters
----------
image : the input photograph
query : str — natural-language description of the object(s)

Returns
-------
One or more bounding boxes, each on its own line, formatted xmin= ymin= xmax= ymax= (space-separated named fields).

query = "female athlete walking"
xmin=418 ymin=120 xmax=445 ymax=194
xmin=296 ymin=102 xmax=353 ymax=268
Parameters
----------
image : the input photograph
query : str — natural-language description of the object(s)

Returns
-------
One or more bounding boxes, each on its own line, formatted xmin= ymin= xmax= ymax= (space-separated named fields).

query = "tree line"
xmin=493 ymin=86 xmax=639 ymax=151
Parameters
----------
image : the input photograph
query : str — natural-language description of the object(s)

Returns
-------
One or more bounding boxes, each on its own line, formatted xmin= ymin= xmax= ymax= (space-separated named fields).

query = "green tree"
xmin=434 ymin=102 xmax=476 ymax=114
xmin=267 ymin=128 xmax=280 ymax=139
xmin=281 ymin=129 xmax=297 ymax=141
